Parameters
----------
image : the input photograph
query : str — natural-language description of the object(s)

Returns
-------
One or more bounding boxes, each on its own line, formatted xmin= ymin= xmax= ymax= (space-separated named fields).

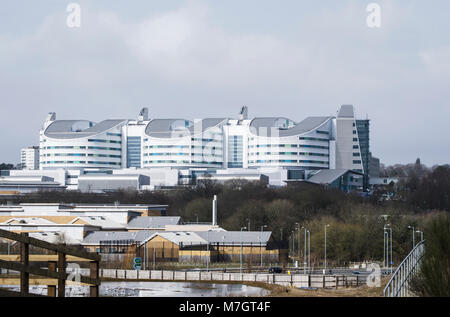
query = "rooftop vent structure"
xmin=138 ymin=107 xmax=149 ymax=121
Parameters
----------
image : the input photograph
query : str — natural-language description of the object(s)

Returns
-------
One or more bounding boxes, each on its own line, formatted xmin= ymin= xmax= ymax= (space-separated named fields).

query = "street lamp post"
xmin=240 ymin=227 xmax=246 ymax=274
xmin=384 ymin=224 xmax=392 ymax=272
xmin=383 ymin=225 xmax=388 ymax=268
xmin=295 ymin=223 xmax=301 ymax=265
xmin=383 ymin=227 xmax=385 ymax=268
xmin=303 ymin=227 xmax=307 ymax=274
xmin=291 ymin=230 xmax=295 ymax=265
xmin=389 ymin=227 xmax=393 ymax=274
xmin=416 ymin=230 xmax=424 ymax=242
xmin=307 ymin=230 xmax=311 ymax=273
xmin=260 ymin=225 xmax=267 ymax=268
xmin=324 ymin=224 xmax=330 ymax=271
xmin=206 ymin=229 xmax=212 ymax=272
xmin=408 ymin=226 xmax=415 ymax=249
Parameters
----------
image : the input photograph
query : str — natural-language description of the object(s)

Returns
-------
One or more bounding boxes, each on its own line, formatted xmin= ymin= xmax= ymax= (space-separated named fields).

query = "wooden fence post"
xmin=58 ymin=251 xmax=66 ymax=297
xmin=48 ymin=261 xmax=57 ymax=297
xmin=90 ymin=261 xmax=99 ymax=297
xmin=20 ymin=233 xmax=29 ymax=294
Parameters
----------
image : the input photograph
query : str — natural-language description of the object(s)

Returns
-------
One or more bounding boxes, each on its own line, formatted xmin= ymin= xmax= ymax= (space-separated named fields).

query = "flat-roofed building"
xmin=0 ymin=203 xmax=168 ymax=225
xmin=20 ymin=146 xmax=40 ymax=170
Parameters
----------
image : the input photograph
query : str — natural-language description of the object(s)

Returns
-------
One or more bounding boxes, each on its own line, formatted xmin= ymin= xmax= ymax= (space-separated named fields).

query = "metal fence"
xmin=383 ymin=240 xmax=425 ymax=297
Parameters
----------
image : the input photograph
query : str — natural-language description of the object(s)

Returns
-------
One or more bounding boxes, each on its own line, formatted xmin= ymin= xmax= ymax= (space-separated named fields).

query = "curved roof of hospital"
xmin=44 ymin=119 xmax=128 ymax=139
xmin=249 ymin=116 xmax=332 ymax=137
xmin=144 ymin=118 xmax=227 ymax=139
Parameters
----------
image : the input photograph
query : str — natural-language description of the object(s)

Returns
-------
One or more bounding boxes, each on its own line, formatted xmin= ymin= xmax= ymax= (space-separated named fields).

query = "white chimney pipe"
xmin=212 ymin=195 xmax=217 ymax=226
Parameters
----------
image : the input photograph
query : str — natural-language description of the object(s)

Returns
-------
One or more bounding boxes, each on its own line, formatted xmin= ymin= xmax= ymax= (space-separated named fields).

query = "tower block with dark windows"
xmin=356 ymin=119 xmax=370 ymax=191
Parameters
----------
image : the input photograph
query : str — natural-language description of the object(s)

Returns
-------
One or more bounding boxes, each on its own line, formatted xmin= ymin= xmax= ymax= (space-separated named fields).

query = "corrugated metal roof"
xmin=127 ymin=216 xmax=181 ymax=229
xmin=29 ymin=232 xmax=82 ymax=245
xmin=72 ymin=216 xmax=125 ymax=229
xmin=143 ymin=232 xmax=207 ymax=246
xmin=306 ymin=169 xmax=362 ymax=185
xmin=140 ymin=230 xmax=272 ymax=246
xmin=82 ymin=230 xmax=158 ymax=244
xmin=145 ymin=118 xmax=226 ymax=138
xmin=44 ymin=119 xmax=127 ymax=139
xmin=249 ymin=116 xmax=332 ymax=137
xmin=196 ymin=231 xmax=272 ymax=244
xmin=3 ymin=217 xmax=56 ymax=225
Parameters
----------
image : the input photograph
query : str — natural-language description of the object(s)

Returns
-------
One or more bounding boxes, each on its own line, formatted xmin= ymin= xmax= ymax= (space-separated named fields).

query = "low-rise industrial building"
xmin=0 ymin=203 xmax=168 ymax=225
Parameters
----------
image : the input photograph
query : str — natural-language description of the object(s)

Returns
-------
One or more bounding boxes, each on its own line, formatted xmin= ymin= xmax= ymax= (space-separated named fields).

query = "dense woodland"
xmin=1 ymin=160 xmax=449 ymax=269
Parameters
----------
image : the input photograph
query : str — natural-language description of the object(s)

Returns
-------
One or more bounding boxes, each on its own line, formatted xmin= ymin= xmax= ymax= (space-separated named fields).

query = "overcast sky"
xmin=1 ymin=0 xmax=449 ymax=166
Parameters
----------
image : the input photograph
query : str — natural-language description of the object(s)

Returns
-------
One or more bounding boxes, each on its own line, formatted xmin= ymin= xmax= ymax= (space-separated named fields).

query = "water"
xmin=3 ymin=281 xmax=270 ymax=297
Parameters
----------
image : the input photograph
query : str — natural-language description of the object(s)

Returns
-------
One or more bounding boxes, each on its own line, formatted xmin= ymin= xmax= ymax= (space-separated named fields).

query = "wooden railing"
xmin=0 ymin=229 xmax=101 ymax=297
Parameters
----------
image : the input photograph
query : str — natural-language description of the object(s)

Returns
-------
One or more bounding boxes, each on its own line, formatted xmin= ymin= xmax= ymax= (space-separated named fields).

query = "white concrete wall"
xmin=97 ymin=269 xmax=354 ymax=289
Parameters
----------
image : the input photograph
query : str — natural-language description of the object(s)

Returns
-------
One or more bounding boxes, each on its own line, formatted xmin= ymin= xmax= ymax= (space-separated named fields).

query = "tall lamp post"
xmin=389 ymin=227 xmax=393 ymax=274
xmin=295 ymin=222 xmax=301 ymax=264
xmin=324 ymin=224 xmax=330 ymax=272
xmin=291 ymin=230 xmax=295 ymax=264
xmin=383 ymin=225 xmax=388 ymax=268
xmin=302 ymin=227 xmax=307 ymax=274
xmin=408 ymin=226 xmax=415 ymax=249
xmin=240 ymin=227 xmax=246 ymax=274
xmin=416 ymin=230 xmax=424 ymax=242
xmin=206 ymin=229 xmax=212 ymax=272
xmin=384 ymin=224 xmax=392 ymax=274
xmin=260 ymin=225 xmax=267 ymax=268
xmin=307 ymin=230 xmax=311 ymax=273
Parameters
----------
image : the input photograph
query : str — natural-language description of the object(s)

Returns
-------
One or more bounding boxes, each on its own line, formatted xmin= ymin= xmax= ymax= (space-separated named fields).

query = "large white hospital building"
xmin=2 ymin=105 xmax=373 ymax=192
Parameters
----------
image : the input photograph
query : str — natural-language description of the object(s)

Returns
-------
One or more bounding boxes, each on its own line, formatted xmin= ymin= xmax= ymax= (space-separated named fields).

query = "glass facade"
xmin=227 ymin=135 xmax=243 ymax=168
xmin=127 ymin=136 xmax=141 ymax=168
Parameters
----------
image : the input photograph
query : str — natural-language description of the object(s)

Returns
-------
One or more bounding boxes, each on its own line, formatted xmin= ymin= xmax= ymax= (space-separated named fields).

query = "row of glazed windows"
xmin=143 ymin=153 xmax=222 ymax=157
xmin=41 ymin=153 xmax=121 ymax=158
xmin=249 ymin=152 xmax=329 ymax=157
xmin=299 ymin=137 xmax=329 ymax=142
xmin=43 ymin=146 xmax=121 ymax=151
xmin=106 ymin=132 xmax=122 ymax=137
xmin=144 ymin=160 xmax=222 ymax=165
xmin=144 ymin=145 xmax=223 ymax=150
xmin=88 ymin=139 xmax=121 ymax=144
xmin=191 ymin=138 xmax=222 ymax=142
xmin=249 ymin=144 xmax=329 ymax=149
xmin=249 ymin=160 xmax=328 ymax=164
xmin=41 ymin=161 xmax=121 ymax=165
